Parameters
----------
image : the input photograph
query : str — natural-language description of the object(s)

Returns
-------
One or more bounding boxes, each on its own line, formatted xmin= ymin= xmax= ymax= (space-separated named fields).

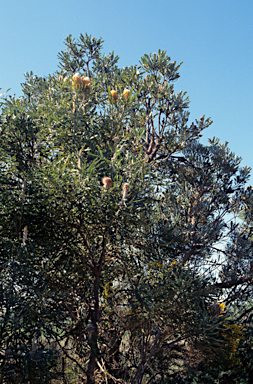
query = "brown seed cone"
xmin=102 ymin=177 xmax=112 ymax=190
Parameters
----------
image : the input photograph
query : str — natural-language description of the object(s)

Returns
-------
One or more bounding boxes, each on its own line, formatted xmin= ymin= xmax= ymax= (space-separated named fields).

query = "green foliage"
xmin=1 ymin=33 xmax=253 ymax=383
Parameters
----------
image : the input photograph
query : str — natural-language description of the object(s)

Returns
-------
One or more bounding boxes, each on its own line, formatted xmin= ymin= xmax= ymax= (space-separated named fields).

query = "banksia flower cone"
xmin=72 ymin=73 xmax=82 ymax=89
xmin=78 ymin=149 xmax=82 ymax=170
xmin=20 ymin=179 xmax=26 ymax=200
xmin=23 ymin=226 xmax=28 ymax=243
xmin=81 ymin=76 xmax=91 ymax=91
xmin=102 ymin=177 xmax=112 ymax=190
xmin=110 ymin=90 xmax=118 ymax=101
xmin=122 ymin=183 xmax=129 ymax=200
xmin=123 ymin=88 xmax=130 ymax=99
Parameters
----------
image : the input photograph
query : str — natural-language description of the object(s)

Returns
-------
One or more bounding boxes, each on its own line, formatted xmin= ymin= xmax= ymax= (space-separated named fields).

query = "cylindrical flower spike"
xmin=72 ymin=73 xmax=82 ymax=89
xmin=102 ymin=177 xmax=112 ymax=191
xmin=78 ymin=149 xmax=82 ymax=170
xmin=82 ymin=76 xmax=91 ymax=91
xmin=110 ymin=90 xmax=117 ymax=102
xmin=23 ymin=226 xmax=28 ymax=243
xmin=20 ymin=179 xmax=26 ymax=200
xmin=123 ymin=88 xmax=130 ymax=100
xmin=122 ymin=183 xmax=129 ymax=200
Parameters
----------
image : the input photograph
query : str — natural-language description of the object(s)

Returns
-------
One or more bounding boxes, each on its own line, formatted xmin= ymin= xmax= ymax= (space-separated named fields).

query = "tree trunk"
xmin=86 ymin=272 xmax=100 ymax=383
xmin=86 ymin=355 xmax=96 ymax=384
xmin=86 ymin=233 xmax=107 ymax=383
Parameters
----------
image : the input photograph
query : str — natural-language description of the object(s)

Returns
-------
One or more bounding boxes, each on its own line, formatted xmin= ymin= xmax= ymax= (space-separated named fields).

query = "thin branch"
xmin=131 ymin=329 xmax=161 ymax=384
xmin=215 ymin=276 xmax=253 ymax=289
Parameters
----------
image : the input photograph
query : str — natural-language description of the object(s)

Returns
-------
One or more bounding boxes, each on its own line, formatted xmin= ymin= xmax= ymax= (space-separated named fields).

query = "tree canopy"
xmin=1 ymin=33 xmax=253 ymax=384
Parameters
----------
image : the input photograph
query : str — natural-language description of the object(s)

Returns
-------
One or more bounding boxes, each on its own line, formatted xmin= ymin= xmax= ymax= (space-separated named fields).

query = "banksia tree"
xmin=0 ymin=33 xmax=252 ymax=383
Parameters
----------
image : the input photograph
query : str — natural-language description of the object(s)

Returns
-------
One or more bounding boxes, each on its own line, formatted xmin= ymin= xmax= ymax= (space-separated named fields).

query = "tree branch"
xmin=215 ymin=276 xmax=253 ymax=289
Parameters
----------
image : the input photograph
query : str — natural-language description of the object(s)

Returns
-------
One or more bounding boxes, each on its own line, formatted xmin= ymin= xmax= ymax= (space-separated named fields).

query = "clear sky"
xmin=1 ymin=0 xmax=253 ymax=182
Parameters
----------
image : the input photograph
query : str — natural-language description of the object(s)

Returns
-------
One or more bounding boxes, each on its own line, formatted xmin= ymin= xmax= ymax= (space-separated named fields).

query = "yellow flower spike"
xmin=123 ymin=88 xmax=130 ymax=100
xmin=110 ymin=90 xmax=117 ymax=102
xmin=72 ymin=73 xmax=82 ymax=89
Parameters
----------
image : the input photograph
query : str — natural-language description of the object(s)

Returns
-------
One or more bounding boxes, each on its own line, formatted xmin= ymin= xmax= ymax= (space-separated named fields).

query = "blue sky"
xmin=1 ymin=0 xmax=253 ymax=181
